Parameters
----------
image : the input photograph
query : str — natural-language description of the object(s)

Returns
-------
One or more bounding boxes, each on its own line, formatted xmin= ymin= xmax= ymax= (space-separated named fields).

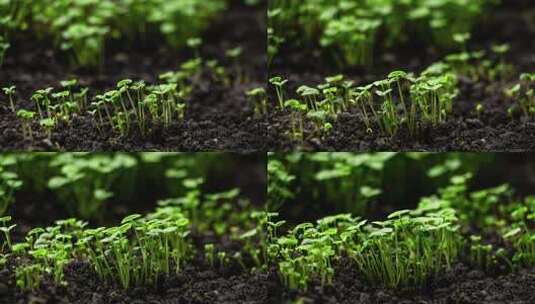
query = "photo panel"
xmin=267 ymin=152 xmax=535 ymax=301
xmin=0 ymin=152 xmax=267 ymax=301
xmin=0 ymin=0 xmax=267 ymax=151
xmin=267 ymin=1 xmax=535 ymax=151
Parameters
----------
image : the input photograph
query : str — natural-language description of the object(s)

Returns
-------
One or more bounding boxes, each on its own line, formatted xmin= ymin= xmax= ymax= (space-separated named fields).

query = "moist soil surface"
xmin=267 ymin=0 xmax=535 ymax=151
xmin=0 ymin=1 xmax=267 ymax=152
xmin=4 ymin=254 xmax=534 ymax=304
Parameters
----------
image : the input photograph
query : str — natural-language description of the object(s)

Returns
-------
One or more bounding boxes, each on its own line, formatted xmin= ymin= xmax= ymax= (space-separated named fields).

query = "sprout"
xmin=506 ymin=74 xmax=535 ymax=119
xmin=269 ymin=76 xmax=288 ymax=109
xmin=0 ymin=216 xmax=16 ymax=251
xmin=16 ymin=264 xmax=43 ymax=291
xmin=476 ymin=103 xmax=483 ymax=120
xmin=246 ymin=87 xmax=267 ymax=117
xmin=226 ymin=46 xmax=243 ymax=83
xmin=204 ymin=243 xmax=215 ymax=267
xmin=2 ymin=85 xmax=16 ymax=112
xmin=39 ymin=118 xmax=56 ymax=140
xmin=453 ymin=32 xmax=471 ymax=51
xmin=16 ymin=110 xmax=36 ymax=139
xmin=284 ymin=99 xmax=307 ymax=141
xmin=186 ymin=37 xmax=202 ymax=58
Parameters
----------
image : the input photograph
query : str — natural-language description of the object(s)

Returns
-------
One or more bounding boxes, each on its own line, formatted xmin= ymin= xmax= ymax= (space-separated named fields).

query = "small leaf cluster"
xmin=47 ymin=154 xmax=137 ymax=219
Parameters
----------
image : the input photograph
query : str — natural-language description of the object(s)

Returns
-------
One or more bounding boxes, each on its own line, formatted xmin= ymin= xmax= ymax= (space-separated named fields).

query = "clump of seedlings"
xmin=271 ymin=66 xmax=459 ymax=140
xmin=8 ymin=218 xmax=88 ymax=290
xmin=502 ymin=197 xmax=535 ymax=267
xmin=5 ymin=211 xmax=192 ymax=291
xmin=269 ymin=208 xmax=463 ymax=291
xmin=269 ymin=0 xmax=496 ymax=66
xmin=348 ymin=208 xmax=462 ymax=289
xmin=0 ymin=0 xmax=226 ymax=67
xmin=2 ymin=54 xmax=239 ymax=139
xmin=80 ymin=211 xmax=191 ymax=289
xmin=506 ymin=73 xmax=535 ymax=119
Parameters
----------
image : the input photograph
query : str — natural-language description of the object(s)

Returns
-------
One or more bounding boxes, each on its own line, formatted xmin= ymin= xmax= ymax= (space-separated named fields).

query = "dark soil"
xmin=267 ymin=0 xmax=535 ymax=151
xmin=3 ymin=240 xmax=535 ymax=304
xmin=0 ymin=1 xmax=267 ymax=152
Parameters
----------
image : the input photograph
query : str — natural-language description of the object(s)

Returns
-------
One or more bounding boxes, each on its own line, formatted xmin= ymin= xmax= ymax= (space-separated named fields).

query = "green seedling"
xmin=491 ymin=43 xmax=512 ymax=80
xmin=269 ymin=76 xmax=288 ymax=109
xmin=2 ymin=85 xmax=16 ymax=112
xmin=217 ymin=251 xmax=230 ymax=268
xmin=0 ymin=216 xmax=16 ymax=251
xmin=241 ymin=211 xmax=285 ymax=271
xmin=226 ymin=46 xmax=243 ymax=83
xmin=205 ymin=243 xmax=215 ymax=267
xmin=35 ymin=87 xmax=53 ymax=117
xmin=246 ymin=87 xmax=267 ymax=117
xmin=187 ymin=37 xmax=202 ymax=58
xmin=453 ymin=32 xmax=471 ymax=52
xmin=16 ymin=264 xmax=44 ymax=291
xmin=16 ymin=110 xmax=36 ymax=139
xmin=284 ymin=99 xmax=307 ymax=141
xmin=297 ymin=85 xmax=320 ymax=112
xmin=469 ymin=235 xmax=493 ymax=270
xmin=476 ymin=103 xmax=483 ymax=120
xmin=40 ymin=118 xmax=56 ymax=140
